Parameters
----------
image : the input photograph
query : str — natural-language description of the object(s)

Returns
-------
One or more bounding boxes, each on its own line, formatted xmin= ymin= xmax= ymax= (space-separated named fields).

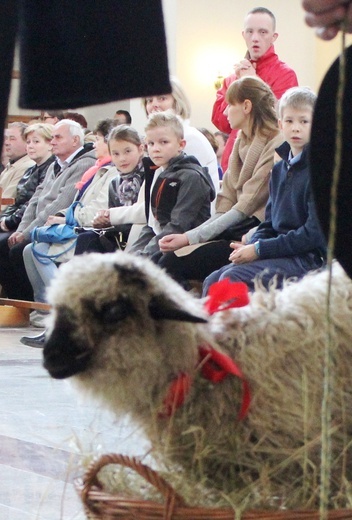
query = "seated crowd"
xmin=0 ymin=72 xmax=327 ymax=347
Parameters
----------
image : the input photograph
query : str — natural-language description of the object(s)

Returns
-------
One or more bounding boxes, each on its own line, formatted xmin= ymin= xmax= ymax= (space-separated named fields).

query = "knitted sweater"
xmin=186 ymin=131 xmax=282 ymax=245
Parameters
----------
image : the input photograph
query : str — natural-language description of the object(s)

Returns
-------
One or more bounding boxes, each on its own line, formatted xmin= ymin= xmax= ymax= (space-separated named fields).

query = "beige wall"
xmin=7 ymin=0 xmax=352 ymax=133
xmin=172 ymin=0 xmax=350 ymax=130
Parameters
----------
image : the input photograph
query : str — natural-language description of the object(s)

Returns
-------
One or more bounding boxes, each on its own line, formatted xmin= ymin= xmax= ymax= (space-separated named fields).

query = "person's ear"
xmin=179 ymin=138 xmax=186 ymax=151
xmin=272 ymin=32 xmax=278 ymax=44
xmin=243 ymin=99 xmax=252 ymax=114
xmin=72 ymin=134 xmax=81 ymax=146
xmin=278 ymin=119 xmax=283 ymax=130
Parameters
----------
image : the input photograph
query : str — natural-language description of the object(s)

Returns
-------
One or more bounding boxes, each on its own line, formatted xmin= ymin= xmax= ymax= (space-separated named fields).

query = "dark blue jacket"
xmin=250 ymin=142 xmax=326 ymax=261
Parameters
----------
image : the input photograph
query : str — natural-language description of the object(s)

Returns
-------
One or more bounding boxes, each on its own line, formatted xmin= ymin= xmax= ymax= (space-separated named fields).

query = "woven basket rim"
xmin=75 ymin=453 xmax=352 ymax=520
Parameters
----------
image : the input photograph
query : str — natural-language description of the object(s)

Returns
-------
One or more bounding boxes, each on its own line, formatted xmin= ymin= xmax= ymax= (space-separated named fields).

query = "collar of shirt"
xmin=288 ymin=150 xmax=303 ymax=167
xmin=56 ymin=146 xmax=84 ymax=170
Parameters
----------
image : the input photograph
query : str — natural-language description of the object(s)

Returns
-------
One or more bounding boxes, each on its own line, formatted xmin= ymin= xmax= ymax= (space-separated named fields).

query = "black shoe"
xmin=20 ymin=331 xmax=46 ymax=348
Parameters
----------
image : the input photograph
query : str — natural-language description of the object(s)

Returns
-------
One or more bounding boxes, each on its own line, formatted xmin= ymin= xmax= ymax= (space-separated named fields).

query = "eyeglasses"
xmin=42 ymin=116 xmax=52 ymax=120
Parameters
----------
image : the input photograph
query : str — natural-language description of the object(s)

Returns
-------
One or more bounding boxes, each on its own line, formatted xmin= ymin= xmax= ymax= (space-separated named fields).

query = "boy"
xmin=203 ymin=86 xmax=326 ymax=294
xmin=129 ymin=111 xmax=215 ymax=258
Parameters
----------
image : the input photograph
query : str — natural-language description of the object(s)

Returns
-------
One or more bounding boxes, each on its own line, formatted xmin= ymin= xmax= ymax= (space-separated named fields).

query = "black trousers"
xmin=0 ymin=233 xmax=33 ymax=300
xmin=158 ymin=240 xmax=233 ymax=288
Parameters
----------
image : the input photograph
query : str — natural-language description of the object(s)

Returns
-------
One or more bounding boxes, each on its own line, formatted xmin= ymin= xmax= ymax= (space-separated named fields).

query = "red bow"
xmin=198 ymin=345 xmax=250 ymax=420
xmin=205 ymin=278 xmax=249 ymax=314
xmin=159 ymin=280 xmax=251 ymax=419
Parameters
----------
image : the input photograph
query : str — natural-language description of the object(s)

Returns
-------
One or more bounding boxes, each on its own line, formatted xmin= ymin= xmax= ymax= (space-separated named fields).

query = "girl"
xmin=73 ymin=124 xmax=145 ymax=254
xmin=157 ymin=76 xmax=283 ymax=288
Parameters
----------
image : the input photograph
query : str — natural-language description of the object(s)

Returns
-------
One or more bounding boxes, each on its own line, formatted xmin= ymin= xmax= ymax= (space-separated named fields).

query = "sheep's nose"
xmin=43 ymin=309 xmax=92 ymax=379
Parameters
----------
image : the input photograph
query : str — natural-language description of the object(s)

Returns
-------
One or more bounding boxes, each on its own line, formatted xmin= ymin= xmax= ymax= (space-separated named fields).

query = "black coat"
xmin=0 ymin=155 xmax=55 ymax=231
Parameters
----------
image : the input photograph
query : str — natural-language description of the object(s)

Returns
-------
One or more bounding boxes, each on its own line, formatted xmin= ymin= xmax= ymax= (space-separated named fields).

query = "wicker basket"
xmin=75 ymin=453 xmax=352 ymax=520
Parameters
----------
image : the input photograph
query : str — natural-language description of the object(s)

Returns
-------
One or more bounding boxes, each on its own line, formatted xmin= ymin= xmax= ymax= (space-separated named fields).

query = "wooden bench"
xmin=0 ymin=187 xmax=15 ymax=210
xmin=0 ymin=298 xmax=51 ymax=327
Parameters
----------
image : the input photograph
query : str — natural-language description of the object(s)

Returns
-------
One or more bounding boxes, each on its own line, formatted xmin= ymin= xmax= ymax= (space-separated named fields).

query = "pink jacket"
xmin=212 ymin=45 xmax=298 ymax=172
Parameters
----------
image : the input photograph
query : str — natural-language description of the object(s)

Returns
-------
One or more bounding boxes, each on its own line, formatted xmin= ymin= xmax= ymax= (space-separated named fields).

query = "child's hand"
xmin=92 ymin=210 xmax=111 ymax=228
xmin=229 ymin=243 xmax=257 ymax=264
xmin=159 ymin=234 xmax=189 ymax=252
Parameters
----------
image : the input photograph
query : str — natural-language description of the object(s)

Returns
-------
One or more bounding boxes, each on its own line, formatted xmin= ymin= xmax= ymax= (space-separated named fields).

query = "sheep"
xmin=43 ymin=252 xmax=352 ymax=506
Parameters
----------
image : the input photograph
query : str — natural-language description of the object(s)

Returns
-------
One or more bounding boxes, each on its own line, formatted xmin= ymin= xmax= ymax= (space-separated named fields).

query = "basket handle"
xmin=80 ymin=453 xmax=187 ymax=519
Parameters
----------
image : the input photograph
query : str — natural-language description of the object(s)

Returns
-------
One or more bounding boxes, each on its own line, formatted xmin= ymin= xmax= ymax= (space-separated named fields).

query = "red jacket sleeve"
xmin=211 ymin=73 xmax=237 ymax=133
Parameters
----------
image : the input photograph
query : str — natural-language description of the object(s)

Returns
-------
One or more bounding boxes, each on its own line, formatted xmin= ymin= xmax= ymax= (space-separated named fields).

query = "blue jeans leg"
xmin=23 ymin=243 xmax=58 ymax=303
xmin=202 ymin=256 xmax=315 ymax=295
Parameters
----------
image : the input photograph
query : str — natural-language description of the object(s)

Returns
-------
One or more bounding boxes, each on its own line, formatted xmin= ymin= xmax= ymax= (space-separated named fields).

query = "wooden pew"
xmin=0 ymin=298 xmax=50 ymax=327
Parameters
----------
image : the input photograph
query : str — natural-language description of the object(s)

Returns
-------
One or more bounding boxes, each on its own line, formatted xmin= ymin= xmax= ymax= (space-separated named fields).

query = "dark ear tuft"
xmin=148 ymin=296 xmax=207 ymax=323
xmin=113 ymin=264 xmax=148 ymax=290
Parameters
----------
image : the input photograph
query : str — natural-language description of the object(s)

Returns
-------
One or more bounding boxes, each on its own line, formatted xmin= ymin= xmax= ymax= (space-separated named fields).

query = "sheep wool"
xmin=43 ymin=253 xmax=352 ymax=509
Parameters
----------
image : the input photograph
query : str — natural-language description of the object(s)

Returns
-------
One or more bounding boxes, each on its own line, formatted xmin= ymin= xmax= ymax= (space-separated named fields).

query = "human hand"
xmin=92 ymin=209 xmax=111 ymax=228
xmin=158 ymin=234 xmax=189 ymax=252
xmin=234 ymin=59 xmax=257 ymax=78
xmin=229 ymin=242 xmax=257 ymax=264
xmin=45 ymin=215 xmax=65 ymax=226
xmin=8 ymin=231 xmax=24 ymax=247
xmin=302 ymin=0 xmax=352 ymax=40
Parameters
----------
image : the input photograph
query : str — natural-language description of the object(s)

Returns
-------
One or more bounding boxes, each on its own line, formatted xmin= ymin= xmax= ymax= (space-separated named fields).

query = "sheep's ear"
xmin=148 ymin=296 xmax=207 ymax=323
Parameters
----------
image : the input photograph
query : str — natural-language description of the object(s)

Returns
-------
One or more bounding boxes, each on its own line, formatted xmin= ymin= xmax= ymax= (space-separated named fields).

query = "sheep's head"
xmin=43 ymin=253 xmax=208 ymax=386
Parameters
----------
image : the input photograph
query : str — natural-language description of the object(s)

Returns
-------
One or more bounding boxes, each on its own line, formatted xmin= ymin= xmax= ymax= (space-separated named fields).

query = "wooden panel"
xmin=7 ymin=115 xmax=41 ymax=124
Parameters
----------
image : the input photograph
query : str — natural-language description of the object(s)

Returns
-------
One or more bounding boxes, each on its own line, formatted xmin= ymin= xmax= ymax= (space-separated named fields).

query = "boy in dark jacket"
xmin=129 ymin=110 xmax=215 ymax=258
xmin=203 ymin=86 xmax=326 ymax=294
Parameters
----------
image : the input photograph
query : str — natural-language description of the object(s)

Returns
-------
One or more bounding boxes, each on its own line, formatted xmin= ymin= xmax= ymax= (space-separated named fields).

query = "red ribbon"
xmin=198 ymin=345 xmax=251 ymax=420
xmin=159 ymin=373 xmax=191 ymax=419
xmin=205 ymin=278 xmax=249 ymax=315
xmin=159 ymin=279 xmax=251 ymax=419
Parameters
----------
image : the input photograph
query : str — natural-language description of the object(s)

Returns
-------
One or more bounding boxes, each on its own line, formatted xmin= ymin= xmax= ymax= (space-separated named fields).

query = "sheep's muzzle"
xmin=43 ymin=307 xmax=92 ymax=379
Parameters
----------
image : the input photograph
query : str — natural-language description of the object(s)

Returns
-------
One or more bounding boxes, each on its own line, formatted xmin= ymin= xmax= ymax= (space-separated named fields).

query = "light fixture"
xmin=214 ymin=74 xmax=225 ymax=90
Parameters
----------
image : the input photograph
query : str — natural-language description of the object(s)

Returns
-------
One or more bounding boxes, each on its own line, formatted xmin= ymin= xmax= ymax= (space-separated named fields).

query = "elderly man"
xmin=0 ymin=119 xmax=95 ymax=301
xmin=0 ymin=122 xmax=35 ymax=208
xmin=212 ymin=7 xmax=298 ymax=171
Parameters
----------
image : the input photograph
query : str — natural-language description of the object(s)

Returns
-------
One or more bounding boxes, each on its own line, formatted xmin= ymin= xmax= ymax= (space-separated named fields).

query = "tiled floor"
xmin=0 ymin=326 xmax=149 ymax=519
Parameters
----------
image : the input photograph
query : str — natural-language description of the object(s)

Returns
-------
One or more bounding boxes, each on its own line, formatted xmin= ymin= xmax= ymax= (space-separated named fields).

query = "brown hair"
xmin=226 ymin=76 xmax=278 ymax=138
xmin=107 ymin=124 xmax=142 ymax=147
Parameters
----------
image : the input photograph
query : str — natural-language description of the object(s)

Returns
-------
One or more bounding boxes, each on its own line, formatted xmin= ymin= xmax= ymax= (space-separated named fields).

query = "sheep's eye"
xmin=100 ymin=298 xmax=135 ymax=325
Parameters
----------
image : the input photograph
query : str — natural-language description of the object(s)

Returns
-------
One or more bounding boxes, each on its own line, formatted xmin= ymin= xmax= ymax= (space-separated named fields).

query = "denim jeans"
xmin=23 ymin=243 xmax=58 ymax=303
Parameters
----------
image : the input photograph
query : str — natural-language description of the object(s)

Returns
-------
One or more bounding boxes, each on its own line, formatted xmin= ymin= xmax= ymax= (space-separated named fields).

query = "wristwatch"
xmin=254 ymin=241 xmax=260 ymax=257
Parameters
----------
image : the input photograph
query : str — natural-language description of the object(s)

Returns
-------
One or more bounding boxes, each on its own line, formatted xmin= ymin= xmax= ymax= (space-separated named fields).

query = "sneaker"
xmin=20 ymin=331 xmax=46 ymax=348
xmin=30 ymin=311 xmax=49 ymax=328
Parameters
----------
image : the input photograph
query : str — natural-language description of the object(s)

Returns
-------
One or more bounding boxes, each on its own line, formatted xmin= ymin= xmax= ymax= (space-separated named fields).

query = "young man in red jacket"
xmin=212 ymin=7 xmax=298 ymax=172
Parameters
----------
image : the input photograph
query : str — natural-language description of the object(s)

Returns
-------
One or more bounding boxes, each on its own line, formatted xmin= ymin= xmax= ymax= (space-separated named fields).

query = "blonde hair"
xmin=226 ymin=76 xmax=278 ymax=138
xmin=24 ymin=123 xmax=54 ymax=142
xmin=278 ymin=87 xmax=316 ymax=119
xmin=142 ymin=76 xmax=191 ymax=120
xmin=145 ymin=110 xmax=184 ymax=140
